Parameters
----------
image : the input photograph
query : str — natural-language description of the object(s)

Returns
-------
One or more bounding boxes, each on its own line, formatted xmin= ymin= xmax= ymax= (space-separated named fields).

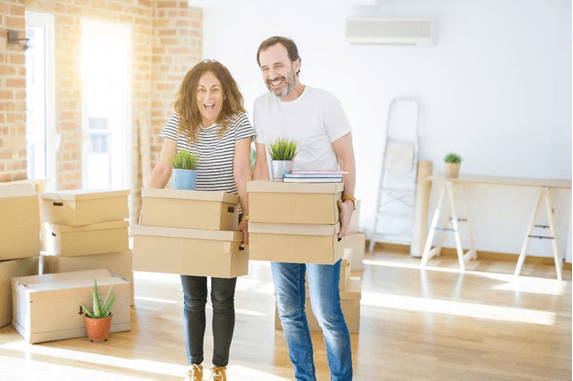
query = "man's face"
xmin=259 ymin=43 xmax=299 ymax=99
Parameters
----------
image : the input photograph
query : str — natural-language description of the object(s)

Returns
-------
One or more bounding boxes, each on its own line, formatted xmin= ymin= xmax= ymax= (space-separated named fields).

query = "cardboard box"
xmin=348 ymin=199 xmax=361 ymax=234
xmin=249 ymin=222 xmax=344 ymax=264
xmin=305 ymin=248 xmax=352 ymax=291
xmin=46 ymin=220 xmax=129 ymax=257
xmin=41 ymin=189 xmax=129 ymax=226
xmin=141 ymin=188 xmax=239 ymax=230
xmin=0 ymin=257 xmax=39 ymax=328
xmin=276 ymin=276 xmax=362 ymax=333
xmin=0 ymin=182 xmax=40 ymax=261
xmin=248 ymin=180 xmax=343 ymax=225
xmin=344 ymin=233 xmax=366 ymax=270
xmin=131 ymin=225 xmax=248 ymax=278
xmin=12 ymin=268 xmax=131 ymax=344
xmin=40 ymin=251 xmax=134 ymax=306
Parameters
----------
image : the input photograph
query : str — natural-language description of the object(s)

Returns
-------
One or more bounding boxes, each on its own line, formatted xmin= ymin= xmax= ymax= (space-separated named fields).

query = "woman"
xmin=148 ymin=60 xmax=254 ymax=381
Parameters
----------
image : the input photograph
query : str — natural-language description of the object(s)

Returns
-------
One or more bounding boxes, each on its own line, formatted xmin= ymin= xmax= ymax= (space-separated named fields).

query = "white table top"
xmin=427 ymin=173 xmax=572 ymax=189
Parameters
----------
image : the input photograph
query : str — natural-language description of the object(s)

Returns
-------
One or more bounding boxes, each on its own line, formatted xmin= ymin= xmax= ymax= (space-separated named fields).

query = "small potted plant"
xmin=268 ymin=138 xmax=297 ymax=181
xmin=81 ymin=280 xmax=116 ymax=342
xmin=444 ymin=153 xmax=462 ymax=178
xmin=173 ymin=150 xmax=199 ymax=190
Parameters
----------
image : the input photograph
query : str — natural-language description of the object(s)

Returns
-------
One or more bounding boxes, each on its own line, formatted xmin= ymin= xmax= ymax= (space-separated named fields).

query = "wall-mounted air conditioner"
xmin=346 ymin=17 xmax=435 ymax=46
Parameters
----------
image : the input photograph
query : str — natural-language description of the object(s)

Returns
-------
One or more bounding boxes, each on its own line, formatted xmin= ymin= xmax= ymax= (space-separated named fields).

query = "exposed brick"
xmin=10 ymin=5 xmax=25 ymax=16
xmin=6 ymin=16 xmax=24 ymax=28
xmin=0 ymin=91 xmax=13 ymax=100
xmin=6 ymin=78 xmax=25 ymax=87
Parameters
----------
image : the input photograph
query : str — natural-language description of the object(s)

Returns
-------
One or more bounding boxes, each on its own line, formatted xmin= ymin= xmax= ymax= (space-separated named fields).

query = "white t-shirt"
xmin=253 ymin=86 xmax=352 ymax=174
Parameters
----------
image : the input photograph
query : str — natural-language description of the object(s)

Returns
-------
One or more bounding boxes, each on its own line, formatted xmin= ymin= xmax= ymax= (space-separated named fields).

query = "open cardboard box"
xmin=46 ymin=220 xmax=129 ymax=257
xmin=276 ymin=276 xmax=362 ymax=333
xmin=141 ymin=188 xmax=239 ymax=230
xmin=41 ymin=189 xmax=129 ymax=226
xmin=248 ymin=180 xmax=343 ymax=225
xmin=12 ymin=268 xmax=131 ymax=344
xmin=0 ymin=182 xmax=40 ymax=261
xmin=0 ymin=257 xmax=39 ymax=328
xmin=249 ymin=222 xmax=344 ymax=264
xmin=131 ymin=225 xmax=248 ymax=278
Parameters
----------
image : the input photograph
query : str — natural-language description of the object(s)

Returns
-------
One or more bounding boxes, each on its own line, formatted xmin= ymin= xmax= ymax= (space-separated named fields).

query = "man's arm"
xmin=253 ymin=142 xmax=269 ymax=180
xmin=332 ymin=132 xmax=356 ymax=238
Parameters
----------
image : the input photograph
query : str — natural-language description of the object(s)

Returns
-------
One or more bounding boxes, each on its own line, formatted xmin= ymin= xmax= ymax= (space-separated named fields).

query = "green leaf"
xmin=103 ymin=294 xmax=116 ymax=317
xmin=81 ymin=304 xmax=94 ymax=318
xmin=268 ymin=138 xmax=298 ymax=160
xmin=444 ymin=153 xmax=461 ymax=164
xmin=173 ymin=150 xmax=200 ymax=170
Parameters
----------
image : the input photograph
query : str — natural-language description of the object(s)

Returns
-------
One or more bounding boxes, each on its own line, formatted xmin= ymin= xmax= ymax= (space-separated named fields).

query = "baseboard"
xmin=369 ymin=240 xmax=572 ymax=269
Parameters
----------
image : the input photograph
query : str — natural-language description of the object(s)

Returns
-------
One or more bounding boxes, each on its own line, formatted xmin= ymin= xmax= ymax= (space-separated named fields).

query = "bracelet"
xmin=342 ymin=194 xmax=356 ymax=210
xmin=241 ymin=215 xmax=249 ymax=221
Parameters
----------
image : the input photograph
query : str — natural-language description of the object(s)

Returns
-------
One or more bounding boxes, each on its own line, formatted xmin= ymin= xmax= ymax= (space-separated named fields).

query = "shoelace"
xmin=188 ymin=365 xmax=202 ymax=380
xmin=209 ymin=367 xmax=225 ymax=381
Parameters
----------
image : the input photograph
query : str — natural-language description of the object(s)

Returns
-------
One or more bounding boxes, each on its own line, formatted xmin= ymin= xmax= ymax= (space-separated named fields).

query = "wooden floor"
xmin=0 ymin=248 xmax=570 ymax=380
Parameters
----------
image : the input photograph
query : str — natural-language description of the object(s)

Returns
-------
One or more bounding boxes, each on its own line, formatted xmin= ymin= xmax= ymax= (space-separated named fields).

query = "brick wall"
xmin=0 ymin=0 xmax=202 ymax=223
xmin=0 ymin=0 xmax=27 ymax=182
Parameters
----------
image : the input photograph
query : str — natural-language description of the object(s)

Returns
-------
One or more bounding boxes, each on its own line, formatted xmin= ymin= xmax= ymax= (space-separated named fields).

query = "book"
xmin=290 ymin=170 xmax=348 ymax=175
xmin=283 ymin=177 xmax=343 ymax=183
xmin=284 ymin=173 xmax=343 ymax=179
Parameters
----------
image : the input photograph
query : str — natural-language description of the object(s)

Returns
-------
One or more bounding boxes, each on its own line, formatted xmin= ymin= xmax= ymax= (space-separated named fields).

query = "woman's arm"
xmin=148 ymin=139 xmax=177 ymax=189
xmin=234 ymin=137 xmax=253 ymax=245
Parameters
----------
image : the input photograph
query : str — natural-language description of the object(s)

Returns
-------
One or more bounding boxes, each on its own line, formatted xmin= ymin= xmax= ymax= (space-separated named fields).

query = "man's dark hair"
xmin=256 ymin=36 xmax=301 ymax=76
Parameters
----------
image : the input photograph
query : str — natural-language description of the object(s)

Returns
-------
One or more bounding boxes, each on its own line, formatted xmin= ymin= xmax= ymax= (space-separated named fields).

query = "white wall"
xmin=202 ymin=0 xmax=572 ymax=261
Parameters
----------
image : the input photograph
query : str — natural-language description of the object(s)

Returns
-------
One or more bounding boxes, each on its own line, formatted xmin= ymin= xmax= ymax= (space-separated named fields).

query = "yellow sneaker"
xmin=210 ymin=366 xmax=227 ymax=381
xmin=184 ymin=364 xmax=203 ymax=381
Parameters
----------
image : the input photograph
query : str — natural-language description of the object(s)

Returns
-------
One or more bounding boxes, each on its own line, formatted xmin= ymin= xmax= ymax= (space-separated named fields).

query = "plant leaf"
xmin=81 ymin=304 xmax=94 ymax=318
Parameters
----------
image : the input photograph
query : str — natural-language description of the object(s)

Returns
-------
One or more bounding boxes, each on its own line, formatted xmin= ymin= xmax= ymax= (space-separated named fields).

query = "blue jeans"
xmin=272 ymin=260 xmax=353 ymax=381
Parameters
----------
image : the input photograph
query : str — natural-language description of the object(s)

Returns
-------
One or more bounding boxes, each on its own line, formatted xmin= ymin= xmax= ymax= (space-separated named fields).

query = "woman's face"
xmin=196 ymin=71 xmax=224 ymax=127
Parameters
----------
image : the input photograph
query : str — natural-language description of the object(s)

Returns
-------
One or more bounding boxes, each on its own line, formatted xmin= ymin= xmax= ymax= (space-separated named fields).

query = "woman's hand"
xmin=236 ymin=220 xmax=249 ymax=247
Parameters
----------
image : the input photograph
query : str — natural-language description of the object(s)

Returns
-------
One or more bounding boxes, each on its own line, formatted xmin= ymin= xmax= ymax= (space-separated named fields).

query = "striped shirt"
xmin=159 ymin=112 xmax=255 ymax=196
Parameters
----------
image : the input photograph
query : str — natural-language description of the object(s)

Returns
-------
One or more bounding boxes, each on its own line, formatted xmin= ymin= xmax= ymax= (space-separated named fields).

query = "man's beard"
xmin=267 ymin=66 xmax=297 ymax=99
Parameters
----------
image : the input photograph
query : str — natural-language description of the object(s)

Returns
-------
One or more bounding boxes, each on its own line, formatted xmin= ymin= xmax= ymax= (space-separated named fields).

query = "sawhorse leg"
xmin=514 ymin=187 xmax=563 ymax=280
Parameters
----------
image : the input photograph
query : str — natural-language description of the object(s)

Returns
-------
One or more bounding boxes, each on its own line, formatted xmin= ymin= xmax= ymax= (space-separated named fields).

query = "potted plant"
xmin=81 ymin=280 xmax=116 ymax=342
xmin=173 ymin=150 xmax=200 ymax=190
xmin=444 ymin=153 xmax=462 ymax=178
xmin=268 ymin=138 xmax=297 ymax=181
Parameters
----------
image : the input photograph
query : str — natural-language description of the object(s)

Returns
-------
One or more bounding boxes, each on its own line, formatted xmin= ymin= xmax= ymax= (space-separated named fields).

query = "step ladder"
xmin=368 ymin=98 xmax=421 ymax=252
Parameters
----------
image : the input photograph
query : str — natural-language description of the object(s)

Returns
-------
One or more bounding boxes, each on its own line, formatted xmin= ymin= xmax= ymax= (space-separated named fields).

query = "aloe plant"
xmin=173 ymin=150 xmax=200 ymax=170
xmin=444 ymin=153 xmax=462 ymax=164
xmin=268 ymin=138 xmax=297 ymax=161
xmin=81 ymin=280 xmax=116 ymax=319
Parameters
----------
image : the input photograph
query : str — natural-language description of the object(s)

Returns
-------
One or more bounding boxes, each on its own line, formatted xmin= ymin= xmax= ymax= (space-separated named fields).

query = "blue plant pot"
xmin=172 ymin=168 xmax=197 ymax=190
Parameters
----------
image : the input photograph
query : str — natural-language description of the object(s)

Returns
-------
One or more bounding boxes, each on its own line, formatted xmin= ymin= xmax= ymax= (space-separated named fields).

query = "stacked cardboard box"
xmin=247 ymin=181 xmax=345 ymax=264
xmin=0 ymin=182 xmax=41 ymax=328
xmin=275 ymin=276 xmax=362 ymax=333
xmin=12 ymin=268 xmax=131 ymax=344
xmin=345 ymin=199 xmax=366 ymax=270
xmin=39 ymin=190 xmax=134 ymax=304
xmin=131 ymin=188 xmax=248 ymax=278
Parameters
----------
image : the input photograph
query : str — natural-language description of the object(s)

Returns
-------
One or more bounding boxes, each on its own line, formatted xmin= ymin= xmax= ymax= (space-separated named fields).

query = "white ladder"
xmin=368 ymin=98 xmax=421 ymax=252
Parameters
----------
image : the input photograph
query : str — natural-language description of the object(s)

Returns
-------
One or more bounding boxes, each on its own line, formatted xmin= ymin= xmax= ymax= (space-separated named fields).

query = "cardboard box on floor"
xmin=41 ymin=189 xmax=129 ymax=226
xmin=0 ymin=182 xmax=40 ymax=261
xmin=306 ymin=248 xmax=352 ymax=291
xmin=344 ymin=233 xmax=366 ymax=270
xmin=248 ymin=180 xmax=343 ymax=225
xmin=40 ymin=251 xmax=134 ymax=306
xmin=249 ymin=222 xmax=344 ymax=265
xmin=12 ymin=268 xmax=131 ymax=344
xmin=131 ymin=225 xmax=248 ymax=278
xmin=275 ymin=276 xmax=362 ymax=333
xmin=141 ymin=188 xmax=239 ymax=231
xmin=46 ymin=220 xmax=129 ymax=257
xmin=0 ymin=257 xmax=39 ymax=328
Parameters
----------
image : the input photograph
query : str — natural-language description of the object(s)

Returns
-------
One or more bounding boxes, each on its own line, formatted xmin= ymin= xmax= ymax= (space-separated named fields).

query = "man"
xmin=252 ymin=36 xmax=356 ymax=381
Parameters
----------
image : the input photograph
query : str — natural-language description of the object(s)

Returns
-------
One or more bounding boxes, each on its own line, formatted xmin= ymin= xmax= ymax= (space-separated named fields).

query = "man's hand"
xmin=337 ymin=199 xmax=354 ymax=238
xmin=236 ymin=220 xmax=249 ymax=248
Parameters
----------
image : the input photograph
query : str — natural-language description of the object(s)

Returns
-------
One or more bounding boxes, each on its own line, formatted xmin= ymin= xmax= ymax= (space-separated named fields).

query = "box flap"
xmin=247 ymin=180 xmax=344 ymax=194
xmin=0 ymin=182 xmax=37 ymax=198
xmin=12 ymin=268 xmax=123 ymax=287
xmin=41 ymin=189 xmax=130 ymax=201
xmin=130 ymin=225 xmax=241 ymax=242
xmin=142 ymin=188 xmax=239 ymax=204
xmin=49 ymin=220 xmax=129 ymax=233
xmin=249 ymin=222 xmax=340 ymax=236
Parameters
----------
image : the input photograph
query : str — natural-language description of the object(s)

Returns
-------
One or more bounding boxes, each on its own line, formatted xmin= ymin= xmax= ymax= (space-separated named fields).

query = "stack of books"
xmin=283 ymin=170 xmax=346 ymax=183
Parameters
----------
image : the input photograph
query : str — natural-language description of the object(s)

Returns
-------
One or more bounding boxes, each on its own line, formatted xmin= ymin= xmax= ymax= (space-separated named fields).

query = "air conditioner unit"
xmin=346 ymin=17 xmax=434 ymax=46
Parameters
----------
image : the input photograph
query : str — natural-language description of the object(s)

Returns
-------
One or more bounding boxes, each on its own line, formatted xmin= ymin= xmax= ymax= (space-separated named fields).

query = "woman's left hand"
xmin=236 ymin=220 xmax=249 ymax=247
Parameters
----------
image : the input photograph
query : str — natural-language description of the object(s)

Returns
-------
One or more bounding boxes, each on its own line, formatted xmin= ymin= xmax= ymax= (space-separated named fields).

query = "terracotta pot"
xmin=444 ymin=163 xmax=460 ymax=178
xmin=85 ymin=314 xmax=112 ymax=342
